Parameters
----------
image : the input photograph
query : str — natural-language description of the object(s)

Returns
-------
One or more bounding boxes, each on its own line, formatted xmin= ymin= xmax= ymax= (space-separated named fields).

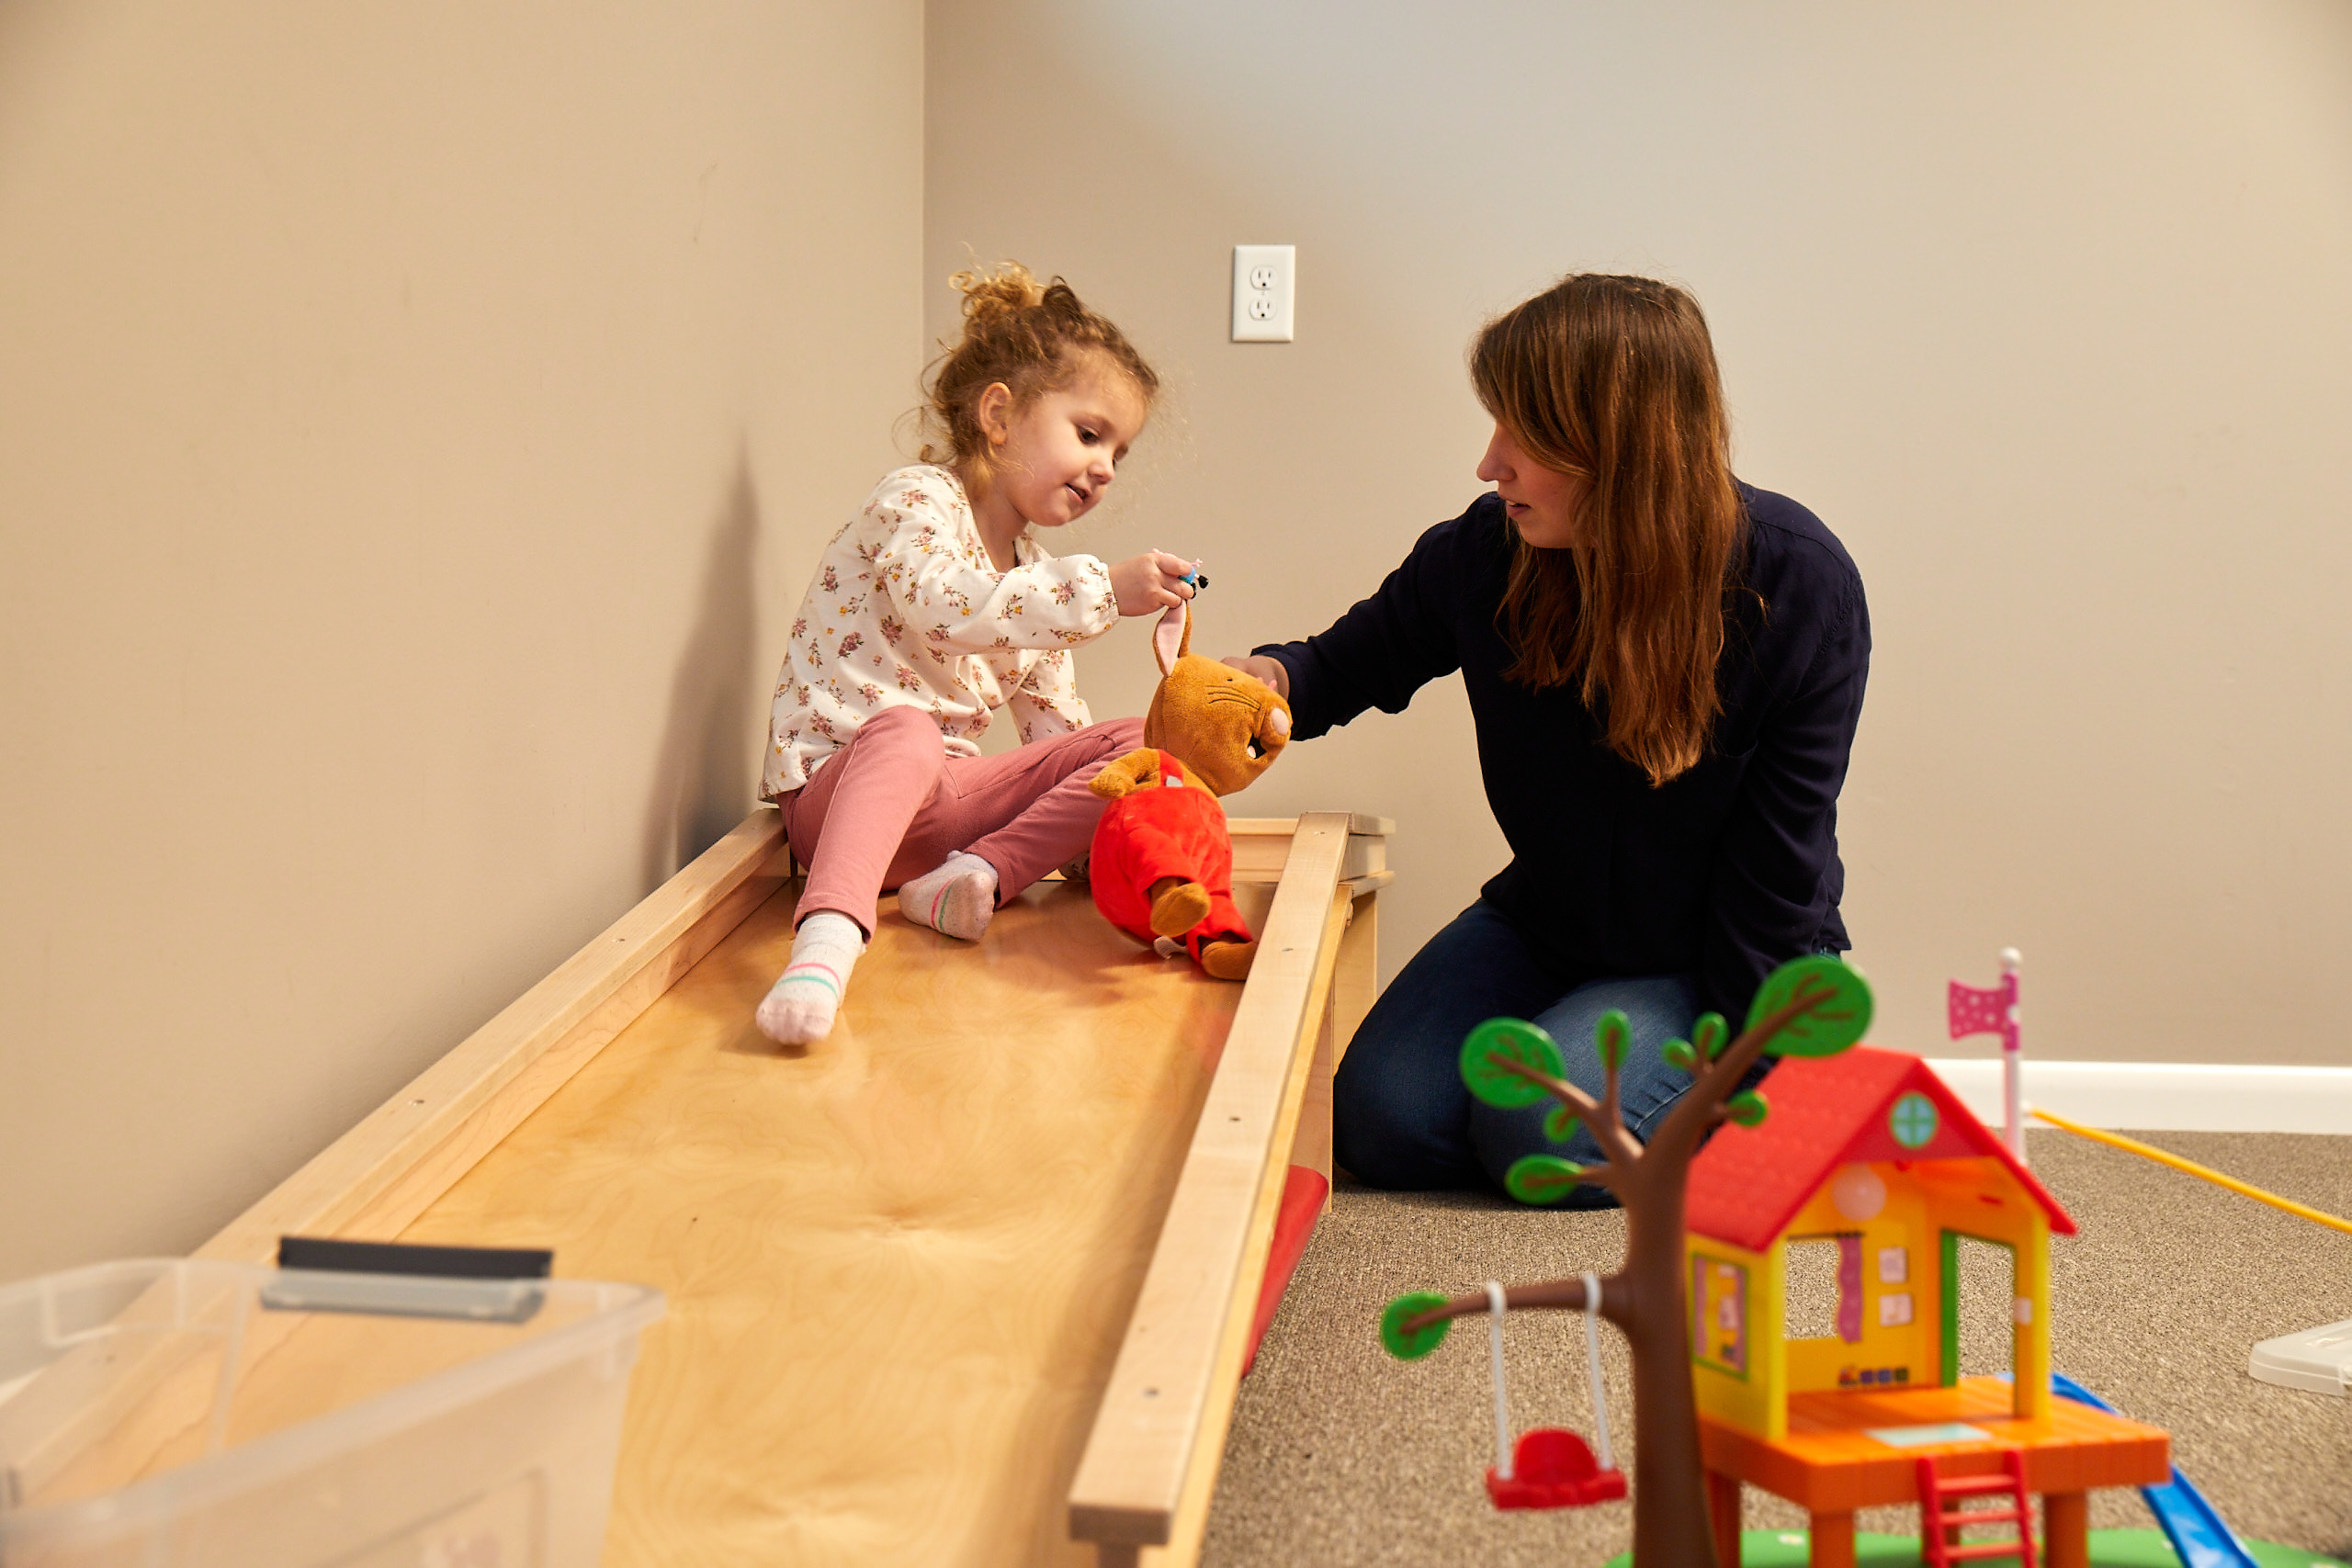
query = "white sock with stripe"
xmin=896 ymin=851 xmax=999 ymax=942
xmin=755 ymin=911 xmax=865 ymax=1044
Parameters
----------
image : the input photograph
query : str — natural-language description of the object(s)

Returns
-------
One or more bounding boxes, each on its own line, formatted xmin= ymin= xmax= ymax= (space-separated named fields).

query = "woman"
xmin=1226 ymin=274 xmax=1868 ymax=1201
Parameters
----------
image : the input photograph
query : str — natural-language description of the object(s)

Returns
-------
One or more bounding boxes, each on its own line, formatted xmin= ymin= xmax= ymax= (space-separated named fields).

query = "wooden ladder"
xmin=1917 ymin=1448 xmax=2037 ymax=1566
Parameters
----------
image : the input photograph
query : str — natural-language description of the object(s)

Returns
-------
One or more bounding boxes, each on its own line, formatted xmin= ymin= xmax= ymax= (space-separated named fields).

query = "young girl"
xmin=755 ymin=264 xmax=1195 ymax=1044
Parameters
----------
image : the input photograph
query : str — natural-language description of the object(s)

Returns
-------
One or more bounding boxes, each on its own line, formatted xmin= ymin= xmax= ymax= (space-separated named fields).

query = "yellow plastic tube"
xmin=2029 ymin=1106 xmax=2352 ymax=1239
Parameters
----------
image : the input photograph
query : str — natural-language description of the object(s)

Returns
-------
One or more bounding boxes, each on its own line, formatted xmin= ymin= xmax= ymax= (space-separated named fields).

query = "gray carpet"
xmin=1204 ymin=1130 xmax=2352 ymax=1567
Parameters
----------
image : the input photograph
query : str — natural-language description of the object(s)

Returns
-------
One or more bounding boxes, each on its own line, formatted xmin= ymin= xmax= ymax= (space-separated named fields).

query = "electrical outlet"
xmin=1231 ymin=244 xmax=1295 ymax=343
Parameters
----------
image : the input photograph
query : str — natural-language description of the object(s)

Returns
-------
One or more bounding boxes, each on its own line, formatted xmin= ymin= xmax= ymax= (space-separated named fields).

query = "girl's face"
xmin=1477 ymin=421 xmax=1589 ymax=548
xmin=976 ymin=364 xmax=1150 ymax=528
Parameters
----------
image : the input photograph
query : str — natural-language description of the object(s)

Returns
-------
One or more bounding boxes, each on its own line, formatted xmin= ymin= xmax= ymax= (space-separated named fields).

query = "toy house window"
xmin=1784 ymin=1235 xmax=1863 ymax=1343
xmin=1690 ymin=1255 xmax=1747 ymax=1376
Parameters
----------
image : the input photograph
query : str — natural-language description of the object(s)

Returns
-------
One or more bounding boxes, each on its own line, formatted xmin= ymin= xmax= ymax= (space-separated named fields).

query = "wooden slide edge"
xmin=194 ymin=807 xmax=789 ymax=1264
xmin=1131 ymin=881 xmax=1357 ymax=1568
xmin=1227 ymin=816 xmax=1386 ymax=885
xmin=1228 ymin=814 xmax=1395 ymax=839
xmin=1067 ymin=810 xmax=1359 ymax=1552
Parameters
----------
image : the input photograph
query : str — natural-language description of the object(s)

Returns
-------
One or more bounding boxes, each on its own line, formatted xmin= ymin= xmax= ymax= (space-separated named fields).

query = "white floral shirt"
xmin=761 ymin=464 xmax=1120 ymax=798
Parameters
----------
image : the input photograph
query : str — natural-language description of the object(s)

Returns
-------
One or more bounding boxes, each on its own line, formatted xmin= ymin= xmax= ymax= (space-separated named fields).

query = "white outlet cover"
xmin=1231 ymin=244 xmax=1295 ymax=343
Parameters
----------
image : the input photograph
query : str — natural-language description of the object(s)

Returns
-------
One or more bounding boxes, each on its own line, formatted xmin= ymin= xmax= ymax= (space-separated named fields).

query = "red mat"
xmin=1243 ymin=1165 xmax=1329 ymax=1376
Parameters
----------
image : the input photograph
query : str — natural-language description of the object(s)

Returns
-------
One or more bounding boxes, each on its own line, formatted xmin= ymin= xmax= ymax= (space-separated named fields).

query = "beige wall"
xmin=0 ymin=0 xmax=924 ymax=1280
xmin=6 ymin=2 xmax=2346 ymax=1283
xmin=926 ymin=1 xmax=2352 ymax=1066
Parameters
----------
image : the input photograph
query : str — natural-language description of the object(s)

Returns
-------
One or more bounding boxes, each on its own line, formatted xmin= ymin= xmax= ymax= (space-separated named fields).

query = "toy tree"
xmin=1379 ymin=955 xmax=1872 ymax=1567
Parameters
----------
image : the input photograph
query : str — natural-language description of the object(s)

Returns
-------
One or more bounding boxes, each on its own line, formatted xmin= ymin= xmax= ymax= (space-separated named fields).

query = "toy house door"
xmin=1937 ymin=1230 xmax=2015 ymax=1388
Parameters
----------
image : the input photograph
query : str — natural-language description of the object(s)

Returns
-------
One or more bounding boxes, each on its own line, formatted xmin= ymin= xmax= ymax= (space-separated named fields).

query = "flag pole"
xmin=1999 ymin=946 xmax=2025 ymax=1165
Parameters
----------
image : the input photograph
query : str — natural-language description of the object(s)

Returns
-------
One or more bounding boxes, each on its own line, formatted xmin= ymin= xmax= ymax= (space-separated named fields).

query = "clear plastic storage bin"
xmin=0 ymin=1258 xmax=663 ymax=1566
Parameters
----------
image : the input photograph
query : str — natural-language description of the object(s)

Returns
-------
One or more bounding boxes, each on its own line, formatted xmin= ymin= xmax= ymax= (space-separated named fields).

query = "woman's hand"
xmin=1110 ymin=550 xmax=1198 ymax=617
xmin=1218 ymin=655 xmax=1289 ymax=699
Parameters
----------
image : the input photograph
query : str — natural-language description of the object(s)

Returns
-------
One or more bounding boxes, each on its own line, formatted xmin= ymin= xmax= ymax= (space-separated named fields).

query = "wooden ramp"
xmin=179 ymin=807 xmax=1389 ymax=1567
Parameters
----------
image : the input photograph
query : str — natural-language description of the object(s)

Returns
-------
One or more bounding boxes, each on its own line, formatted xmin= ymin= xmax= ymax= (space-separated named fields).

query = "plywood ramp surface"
xmin=401 ymin=877 xmax=1270 ymax=1568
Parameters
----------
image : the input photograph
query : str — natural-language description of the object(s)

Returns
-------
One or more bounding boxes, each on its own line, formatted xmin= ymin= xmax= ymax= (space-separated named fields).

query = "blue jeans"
xmin=1332 ymin=900 xmax=1706 ymax=1208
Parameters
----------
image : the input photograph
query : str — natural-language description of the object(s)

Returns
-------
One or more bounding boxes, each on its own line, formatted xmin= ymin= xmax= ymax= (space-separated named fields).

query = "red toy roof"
xmin=1686 ymin=1046 xmax=2075 ymax=1252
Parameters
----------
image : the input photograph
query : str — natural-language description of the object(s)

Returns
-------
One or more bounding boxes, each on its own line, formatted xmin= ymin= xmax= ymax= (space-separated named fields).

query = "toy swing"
xmin=1479 ymin=1271 xmax=1628 ymax=1510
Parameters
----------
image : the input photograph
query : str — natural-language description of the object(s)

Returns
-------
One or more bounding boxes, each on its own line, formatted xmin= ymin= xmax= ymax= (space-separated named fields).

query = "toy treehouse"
xmin=1374 ymin=955 xmax=2174 ymax=1568
xmin=1688 ymin=1048 xmax=2169 ymax=1568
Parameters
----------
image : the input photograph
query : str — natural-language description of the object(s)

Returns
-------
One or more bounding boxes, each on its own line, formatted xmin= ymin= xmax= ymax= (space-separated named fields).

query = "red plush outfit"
xmin=1088 ymin=751 xmax=1251 ymax=964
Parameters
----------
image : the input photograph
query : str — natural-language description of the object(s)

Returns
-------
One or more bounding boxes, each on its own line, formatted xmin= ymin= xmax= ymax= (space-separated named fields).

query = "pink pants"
xmin=779 ymin=706 xmax=1146 ymax=935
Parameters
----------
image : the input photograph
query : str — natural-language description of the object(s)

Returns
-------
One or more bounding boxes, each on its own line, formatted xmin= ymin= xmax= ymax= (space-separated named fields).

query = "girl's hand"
xmin=1110 ymin=551 xmax=1197 ymax=617
xmin=1218 ymin=655 xmax=1289 ymax=699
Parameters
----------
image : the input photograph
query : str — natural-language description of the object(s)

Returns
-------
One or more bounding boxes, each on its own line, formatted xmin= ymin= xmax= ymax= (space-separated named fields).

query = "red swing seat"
xmin=1484 ymin=1427 xmax=1629 ymax=1509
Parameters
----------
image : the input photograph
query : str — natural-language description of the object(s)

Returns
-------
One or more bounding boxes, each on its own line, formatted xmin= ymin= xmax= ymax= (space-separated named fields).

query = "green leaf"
xmin=1459 ymin=1018 xmax=1566 ymax=1109
xmin=1726 ymin=1089 xmax=1770 ymax=1127
xmin=1544 ymin=1104 xmax=1581 ymax=1145
xmin=1660 ymin=1038 xmax=1697 ymax=1075
xmin=1594 ymin=1009 xmax=1631 ymax=1072
xmin=1380 ymin=1291 xmax=1453 ymax=1359
xmin=1692 ymin=1012 xmax=1729 ymax=1060
xmin=1743 ymin=955 xmax=1874 ymax=1058
xmin=1505 ymin=1153 xmax=1587 ymax=1205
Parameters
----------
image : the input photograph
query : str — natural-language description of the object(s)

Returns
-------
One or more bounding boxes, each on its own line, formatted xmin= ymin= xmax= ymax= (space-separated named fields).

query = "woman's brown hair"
xmin=1470 ymin=274 xmax=1746 ymax=786
xmin=919 ymin=262 xmax=1159 ymax=496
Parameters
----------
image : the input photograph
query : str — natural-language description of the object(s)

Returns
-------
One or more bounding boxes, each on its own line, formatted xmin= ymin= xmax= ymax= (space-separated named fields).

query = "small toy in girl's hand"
xmin=1087 ymin=602 xmax=1290 ymax=979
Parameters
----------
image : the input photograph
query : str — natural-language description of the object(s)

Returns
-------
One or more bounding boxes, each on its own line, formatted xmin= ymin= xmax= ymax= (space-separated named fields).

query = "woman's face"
xmin=1477 ymin=422 xmax=1589 ymax=548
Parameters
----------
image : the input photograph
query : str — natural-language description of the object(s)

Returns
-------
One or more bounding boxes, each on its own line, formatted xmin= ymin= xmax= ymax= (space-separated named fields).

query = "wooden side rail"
xmin=197 ymin=807 xmax=791 ymax=1263
xmin=1068 ymin=811 xmax=1366 ymax=1563
xmin=1227 ymin=814 xmax=1391 ymax=885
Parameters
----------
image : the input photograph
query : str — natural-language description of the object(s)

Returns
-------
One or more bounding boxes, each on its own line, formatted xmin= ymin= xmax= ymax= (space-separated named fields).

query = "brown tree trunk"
xmin=1617 ymin=1155 xmax=1715 ymax=1567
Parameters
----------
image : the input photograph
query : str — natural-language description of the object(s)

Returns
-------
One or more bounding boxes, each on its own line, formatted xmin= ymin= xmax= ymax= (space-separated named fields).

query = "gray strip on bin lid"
xmin=277 ymin=1236 xmax=553 ymax=1280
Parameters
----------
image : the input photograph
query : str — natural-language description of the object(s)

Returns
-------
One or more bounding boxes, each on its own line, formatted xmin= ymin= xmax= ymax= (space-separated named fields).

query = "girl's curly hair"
xmin=920 ymin=263 xmax=1159 ymax=494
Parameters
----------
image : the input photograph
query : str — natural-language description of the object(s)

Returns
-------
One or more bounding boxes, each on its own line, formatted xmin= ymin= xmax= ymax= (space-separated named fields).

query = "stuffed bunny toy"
xmin=1086 ymin=602 xmax=1293 ymax=979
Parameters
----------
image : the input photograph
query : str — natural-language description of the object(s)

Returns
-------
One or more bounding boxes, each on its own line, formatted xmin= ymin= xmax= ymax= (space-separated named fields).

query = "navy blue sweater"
xmin=1256 ymin=485 xmax=1868 ymax=1023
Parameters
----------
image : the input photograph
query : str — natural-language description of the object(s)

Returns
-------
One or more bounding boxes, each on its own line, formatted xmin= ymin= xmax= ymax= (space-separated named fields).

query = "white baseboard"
xmin=1921 ymin=1058 xmax=2352 ymax=1135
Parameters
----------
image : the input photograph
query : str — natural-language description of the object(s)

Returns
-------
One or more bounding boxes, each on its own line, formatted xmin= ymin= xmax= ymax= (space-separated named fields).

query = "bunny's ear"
xmin=1152 ymin=603 xmax=1189 ymax=675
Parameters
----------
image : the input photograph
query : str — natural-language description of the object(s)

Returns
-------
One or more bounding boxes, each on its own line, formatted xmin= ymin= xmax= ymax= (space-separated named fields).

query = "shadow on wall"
xmin=640 ymin=446 xmax=762 ymax=886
